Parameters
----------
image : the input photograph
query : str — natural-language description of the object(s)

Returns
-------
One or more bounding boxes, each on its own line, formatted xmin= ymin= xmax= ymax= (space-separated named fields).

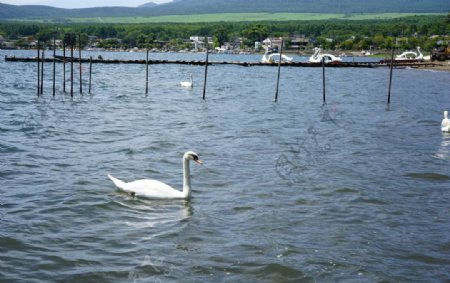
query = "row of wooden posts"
xmin=36 ymin=34 xmax=93 ymax=97
xmin=264 ymin=38 xmax=395 ymax=106
xmin=35 ymin=36 xmax=395 ymax=106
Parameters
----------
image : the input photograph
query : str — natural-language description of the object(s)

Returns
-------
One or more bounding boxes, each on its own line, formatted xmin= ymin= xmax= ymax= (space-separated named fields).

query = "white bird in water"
xmin=108 ymin=151 xmax=203 ymax=199
xmin=180 ymin=74 xmax=193 ymax=88
xmin=442 ymin=111 xmax=450 ymax=133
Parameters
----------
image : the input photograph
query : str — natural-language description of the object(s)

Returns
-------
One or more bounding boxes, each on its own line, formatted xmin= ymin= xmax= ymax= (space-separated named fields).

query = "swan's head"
xmin=184 ymin=151 xmax=203 ymax=164
xmin=445 ymin=111 xmax=448 ymax=119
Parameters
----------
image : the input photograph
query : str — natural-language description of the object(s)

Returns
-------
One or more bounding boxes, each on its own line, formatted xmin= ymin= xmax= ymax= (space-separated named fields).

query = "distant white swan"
xmin=261 ymin=45 xmax=293 ymax=63
xmin=308 ymin=47 xmax=342 ymax=63
xmin=108 ymin=151 xmax=203 ymax=199
xmin=396 ymin=46 xmax=424 ymax=61
xmin=180 ymin=74 xmax=193 ymax=88
xmin=442 ymin=111 xmax=450 ymax=133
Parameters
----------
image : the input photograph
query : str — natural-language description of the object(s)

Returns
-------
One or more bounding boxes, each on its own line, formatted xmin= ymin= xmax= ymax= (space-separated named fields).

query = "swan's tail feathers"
xmin=108 ymin=174 xmax=127 ymax=190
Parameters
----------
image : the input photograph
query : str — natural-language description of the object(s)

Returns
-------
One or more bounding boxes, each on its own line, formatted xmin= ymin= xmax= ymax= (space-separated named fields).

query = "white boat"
xmin=261 ymin=45 xmax=293 ymax=63
xmin=308 ymin=47 xmax=343 ymax=63
xmin=395 ymin=47 xmax=424 ymax=61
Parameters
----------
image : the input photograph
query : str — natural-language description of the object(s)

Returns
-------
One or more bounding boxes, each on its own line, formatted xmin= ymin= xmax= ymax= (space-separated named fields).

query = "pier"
xmin=4 ymin=55 xmax=441 ymax=69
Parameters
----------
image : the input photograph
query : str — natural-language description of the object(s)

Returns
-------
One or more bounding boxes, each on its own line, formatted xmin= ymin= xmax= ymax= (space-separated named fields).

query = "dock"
xmin=4 ymin=55 xmax=441 ymax=69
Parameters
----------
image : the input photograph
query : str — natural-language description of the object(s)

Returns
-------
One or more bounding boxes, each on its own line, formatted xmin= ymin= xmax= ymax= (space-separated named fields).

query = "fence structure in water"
xmin=4 ymin=52 xmax=443 ymax=105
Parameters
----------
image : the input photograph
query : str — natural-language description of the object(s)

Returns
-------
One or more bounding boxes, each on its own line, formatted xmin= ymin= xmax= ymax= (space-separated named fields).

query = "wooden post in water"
xmin=202 ymin=36 xmax=209 ymax=100
xmin=53 ymin=37 xmax=56 ymax=96
xmin=145 ymin=48 xmax=149 ymax=95
xmin=274 ymin=37 xmax=283 ymax=102
xmin=40 ymin=50 xmax=44 ymax=95
xmin=89 ymin=56 xmax=92 ymax=94
xmin=387 ymin=47 xmax=395 ymax=107
xmin=63 ymin=40 xmax=66 ymax=93
xmin=70 ymin=40 xmax=74 ymax=97
xmin=322 ymin=57 xmax=326 ymax=104
xmin=78 ymin=34 xmax=82 ymax=95
xmin=37 ymin=40 xmax=40 ymax=97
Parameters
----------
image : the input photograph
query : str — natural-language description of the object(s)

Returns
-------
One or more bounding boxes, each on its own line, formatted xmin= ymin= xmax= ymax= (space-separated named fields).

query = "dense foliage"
xmin=0 ymin=14 xmax=448 ymax=51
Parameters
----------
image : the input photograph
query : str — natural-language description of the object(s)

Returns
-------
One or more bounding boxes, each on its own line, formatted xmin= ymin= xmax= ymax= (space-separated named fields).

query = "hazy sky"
xmin=1 ymin=0 xmax=172 ymax=8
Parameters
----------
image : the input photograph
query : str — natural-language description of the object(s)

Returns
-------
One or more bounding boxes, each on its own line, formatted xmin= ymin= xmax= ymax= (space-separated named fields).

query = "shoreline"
xmin=408 ymin=62 xmax=450 ymax=72
xmin=3 ymin=48 xmax=449 ymax=71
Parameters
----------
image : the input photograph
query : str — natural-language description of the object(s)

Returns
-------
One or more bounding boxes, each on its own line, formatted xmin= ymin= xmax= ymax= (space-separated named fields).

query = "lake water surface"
xmin=1 ymin=50 xmax=449 ymax=282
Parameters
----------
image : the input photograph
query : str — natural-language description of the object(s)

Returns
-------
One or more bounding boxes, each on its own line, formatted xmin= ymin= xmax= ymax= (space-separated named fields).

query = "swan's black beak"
xmin=193 ymin=156 xmax=203 ymax=164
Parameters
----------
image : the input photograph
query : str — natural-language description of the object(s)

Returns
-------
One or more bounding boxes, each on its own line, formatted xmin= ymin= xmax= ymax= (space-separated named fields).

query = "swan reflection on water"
xmin=434 ymin=134 xmax=450 ymax=160
xmin=120 ymin=199 xmax=194 ymax=230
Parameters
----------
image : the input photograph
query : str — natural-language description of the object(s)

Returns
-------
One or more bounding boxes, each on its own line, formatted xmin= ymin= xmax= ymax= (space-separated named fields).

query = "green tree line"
xmin=0 ymin=14 xmax=448 ymax=51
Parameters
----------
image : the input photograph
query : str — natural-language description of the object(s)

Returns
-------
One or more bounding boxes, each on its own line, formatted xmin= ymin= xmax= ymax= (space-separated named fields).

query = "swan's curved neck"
xmin=182 ymin=157 xmax=192 ymax=198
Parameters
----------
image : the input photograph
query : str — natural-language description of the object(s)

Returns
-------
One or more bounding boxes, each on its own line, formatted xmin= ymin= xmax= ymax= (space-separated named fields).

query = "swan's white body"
xmin=108 ymin=151 xmax=202 ymax=199
xmin=396 ymin=47 xmax=424 ymax=61
xmin=308 ymin=47 xmax=343 ymax=63
xmin=442 ymin=111 xmax=450 ymax=133
xmin=261 ymin=45 xmax=293 ymax=63
xmin=180 ymin=74 xmax=193 ymax=88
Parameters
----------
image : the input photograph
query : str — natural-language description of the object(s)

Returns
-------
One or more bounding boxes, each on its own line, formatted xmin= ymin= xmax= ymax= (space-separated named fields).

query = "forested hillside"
xmin=1 ymin=14 xmax=448 ymax=52
xmin=0 ymin=0 xmax=449 ymax=20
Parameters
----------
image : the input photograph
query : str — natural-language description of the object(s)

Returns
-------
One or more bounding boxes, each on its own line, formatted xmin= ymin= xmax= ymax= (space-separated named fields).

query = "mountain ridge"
xmin=138 ymin=2 xmax=159 ymax=8
xmin=0 ymin=0 xmax=449 ymax=20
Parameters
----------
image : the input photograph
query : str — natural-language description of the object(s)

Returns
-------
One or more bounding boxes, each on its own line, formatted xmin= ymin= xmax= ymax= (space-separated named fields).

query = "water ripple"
xmin=1 ymin=50 xmax=450 ymax=282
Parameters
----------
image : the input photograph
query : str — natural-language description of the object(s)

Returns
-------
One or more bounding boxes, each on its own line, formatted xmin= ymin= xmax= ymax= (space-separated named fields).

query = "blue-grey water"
xmin=1 ymin=49 xmax=449 ymax=282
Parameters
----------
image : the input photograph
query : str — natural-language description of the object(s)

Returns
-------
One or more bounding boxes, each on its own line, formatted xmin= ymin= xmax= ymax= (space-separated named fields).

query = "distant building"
xmin=262 ymin=35 xmax=311 ymax=51
xmin=289 ymin=34 xmax=310 ymax=50
xmin=262 ymin=37 xmax=284 ymax=49
xmin=29 ymin=40 xmax=38 ymax=48
xmin=189 ymin=36 xmax=213 ymax=50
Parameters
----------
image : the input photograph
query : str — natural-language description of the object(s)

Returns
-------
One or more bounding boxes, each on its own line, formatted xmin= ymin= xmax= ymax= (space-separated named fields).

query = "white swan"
xmin=108 ymin=151 xmax=203 ymax=199
xmin=308 ymin=47 xmax=342 ymax=63
xmin=180 ymin=74 xmax=193 ymax=88
xmin=442 ymin=111 xmax=450 ymax=133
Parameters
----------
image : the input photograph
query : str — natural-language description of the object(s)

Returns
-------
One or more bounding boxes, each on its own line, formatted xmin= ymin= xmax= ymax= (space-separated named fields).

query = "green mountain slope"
xmin=0 ymin=0 xmax=449 ymax=20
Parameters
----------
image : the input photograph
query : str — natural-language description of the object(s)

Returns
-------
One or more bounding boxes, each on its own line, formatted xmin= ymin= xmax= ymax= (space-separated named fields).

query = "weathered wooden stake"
xmin=53 ymin=37 xmax=56 ymax=96
xmin=387 ymin=47 xmax=395 ymax=107
xmin=70 ymin=41 xmax=74 ymax=97
xmin=202 ymin=37 xmax=209 ymax=100
xmin=63 ymin=40 xmax=66 ymax=93
xmin=78 ymin=34 xmax=82 ymax=94
xmin=40 ymin=50 xmax=44 ymax=95
xmin=37 ymin=40 xmax=40 ymax=97
xmin=89 ymin=56 xmax=92 ymax=94
xmin=145 ymin=48 xmax=149 ymax=95
xmin=274 ymin=38 xmax=283 ymax=102
xmin=322 ymin=57 xmax=326 ymax=104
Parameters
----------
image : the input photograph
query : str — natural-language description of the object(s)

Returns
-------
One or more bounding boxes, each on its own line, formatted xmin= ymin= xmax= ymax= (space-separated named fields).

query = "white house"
xmin=189 ymin=36 xmax=213 ymax=50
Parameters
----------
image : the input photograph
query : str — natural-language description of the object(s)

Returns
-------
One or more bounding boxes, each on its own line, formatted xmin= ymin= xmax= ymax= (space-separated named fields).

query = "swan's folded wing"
xmin=126 ymin=179 xmax=183 ymax=198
